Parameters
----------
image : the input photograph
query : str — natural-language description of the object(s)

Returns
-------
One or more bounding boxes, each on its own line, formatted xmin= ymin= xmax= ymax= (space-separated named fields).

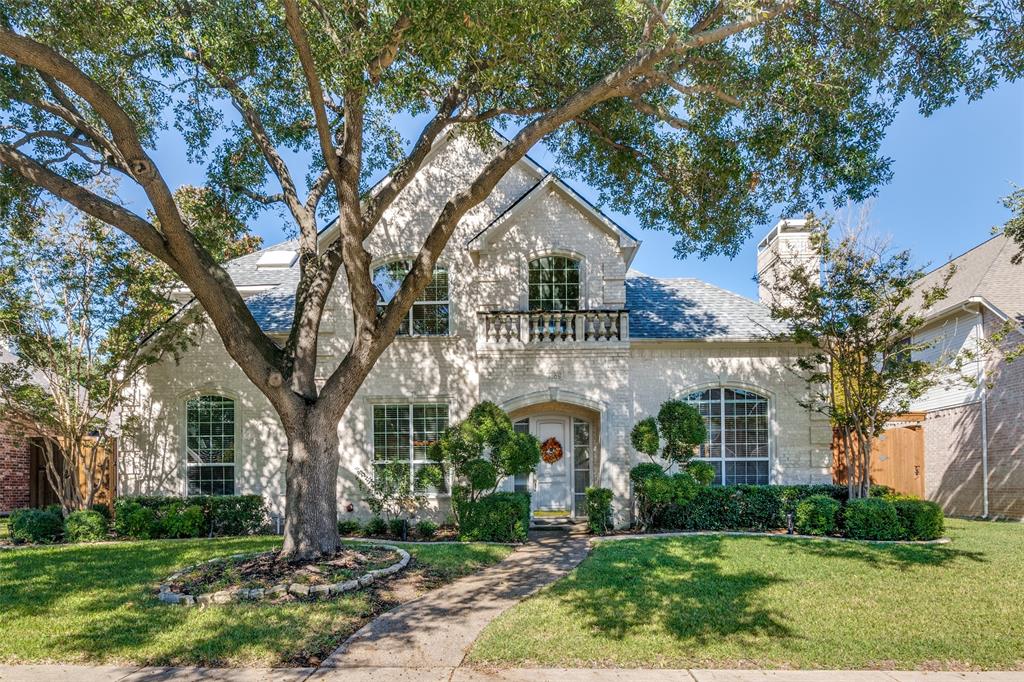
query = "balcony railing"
xmin=479 ymin=309 xmax=629 ymax=345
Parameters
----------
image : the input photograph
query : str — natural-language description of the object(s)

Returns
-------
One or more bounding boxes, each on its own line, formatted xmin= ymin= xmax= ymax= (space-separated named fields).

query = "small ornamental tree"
xmin=761 ymin=216 xmax=952 ymax=499
xmin=429 ymin=401 xmax=540 ymax=526
xmin=0 ymin=186 xmax=258 ymax=513
xmin=630 ymin=399 xmax=707 ymax=471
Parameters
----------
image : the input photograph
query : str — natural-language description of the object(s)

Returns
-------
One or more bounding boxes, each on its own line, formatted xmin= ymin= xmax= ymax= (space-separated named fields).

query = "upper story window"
xmin=528 ymin=256 xmax=580 ymax=311
xmin=683 ymin=388 xmax=770 ymax=486
xmin=185 ymin=395 xmax=236 ymax=496
xmin=373 ymin=260 xmax=450 ymax=336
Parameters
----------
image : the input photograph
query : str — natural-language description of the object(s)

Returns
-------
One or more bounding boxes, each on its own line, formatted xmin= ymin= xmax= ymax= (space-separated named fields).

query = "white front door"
xmin=533 ymin=418 xmax=572 ymax=512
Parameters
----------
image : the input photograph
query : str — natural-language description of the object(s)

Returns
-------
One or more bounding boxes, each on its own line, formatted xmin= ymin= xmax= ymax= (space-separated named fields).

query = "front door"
xmin=533 ymin=418 xmax=572 ymax=512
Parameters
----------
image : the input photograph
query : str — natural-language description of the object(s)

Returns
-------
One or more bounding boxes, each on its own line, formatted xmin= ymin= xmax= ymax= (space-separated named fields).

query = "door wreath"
xmin=541 ymin=437 xmax=564 ymax=464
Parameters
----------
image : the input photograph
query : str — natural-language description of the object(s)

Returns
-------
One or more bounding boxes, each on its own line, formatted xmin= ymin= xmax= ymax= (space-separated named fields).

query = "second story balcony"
xmin=478 ymin=309 xmax=629 ymax=348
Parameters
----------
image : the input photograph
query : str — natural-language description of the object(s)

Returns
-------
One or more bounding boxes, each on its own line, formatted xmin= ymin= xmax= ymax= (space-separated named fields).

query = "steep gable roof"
xmin=626 ymin=271 xmax=786 ymax=340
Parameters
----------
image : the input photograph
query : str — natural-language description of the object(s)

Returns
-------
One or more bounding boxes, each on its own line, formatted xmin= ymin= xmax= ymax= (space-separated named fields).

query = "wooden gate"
xmin=832 ymin=414 xmax=925 ymax=497
xmin=29 ymin=437 xmax=117 ymax=509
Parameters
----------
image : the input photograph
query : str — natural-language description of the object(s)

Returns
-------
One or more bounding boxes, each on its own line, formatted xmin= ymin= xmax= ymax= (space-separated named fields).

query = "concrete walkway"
xmin=321 ymin=528 xmax=591 ymax=669
xmin=2 ymin=665 xmax=1021 ymax=681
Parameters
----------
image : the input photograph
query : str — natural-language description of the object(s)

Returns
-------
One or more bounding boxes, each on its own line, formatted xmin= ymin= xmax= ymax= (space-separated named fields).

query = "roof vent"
xmin=255 ymin=250 xmax=298 ymax=269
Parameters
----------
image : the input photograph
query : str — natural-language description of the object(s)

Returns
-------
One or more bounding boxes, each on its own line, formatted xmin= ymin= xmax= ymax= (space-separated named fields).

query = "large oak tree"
xmin=0 ymin=0 xmax=1020 ymax=559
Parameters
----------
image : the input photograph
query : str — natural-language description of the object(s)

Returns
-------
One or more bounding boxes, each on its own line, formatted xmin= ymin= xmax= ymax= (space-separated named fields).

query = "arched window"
xmin=528 ymin=256 xmax=580 ymax=311
xmin=374 ymin=260 xmax=450 ymax=335
xmin=682 ymin=388 xmax=770 ymax=485
xmin=185 ymin=395 xmax=236 ymax=495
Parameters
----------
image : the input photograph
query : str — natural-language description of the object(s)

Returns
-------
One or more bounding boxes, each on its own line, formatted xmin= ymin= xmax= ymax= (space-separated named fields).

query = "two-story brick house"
xmin=118 ymin=132 xmax=832 ymax=527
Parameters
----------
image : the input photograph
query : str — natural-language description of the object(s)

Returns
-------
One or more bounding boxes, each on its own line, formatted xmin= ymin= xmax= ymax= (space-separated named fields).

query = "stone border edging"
xmin=157 ymin=544 xmax=411 ymax=606
xmin=591 ymin=530 xmax=951 ymax=545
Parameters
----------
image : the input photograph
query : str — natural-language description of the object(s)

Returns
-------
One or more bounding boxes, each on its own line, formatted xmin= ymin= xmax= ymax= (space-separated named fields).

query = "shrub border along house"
xmin=113 ymin=495 xmax=269 ymax=540
xmin=627 ymin=469 xmax=946 ymax=542
xmin=157 ymin=544 xmax=411 ymax=606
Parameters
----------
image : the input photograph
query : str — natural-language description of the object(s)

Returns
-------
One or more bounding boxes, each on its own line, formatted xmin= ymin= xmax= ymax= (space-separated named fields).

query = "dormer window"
xmin=528 ymin=256 xmax=580 ymax=311
xmin=374 ymin=260 xmax=450 ymax=336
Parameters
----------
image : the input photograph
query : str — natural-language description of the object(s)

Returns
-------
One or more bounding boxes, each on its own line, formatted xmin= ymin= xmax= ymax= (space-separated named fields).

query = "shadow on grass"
xmin=768 ymin=536 xmax=987 ymax=568
xmin=558 ymin=535 xmax=794 ymax=644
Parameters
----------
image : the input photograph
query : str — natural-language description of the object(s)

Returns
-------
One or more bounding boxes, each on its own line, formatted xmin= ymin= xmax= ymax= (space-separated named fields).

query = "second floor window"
xmin=374 ymin=260 xmax=450 ymax=335
xmin=528 ymin=256 xmax=580 ymax=311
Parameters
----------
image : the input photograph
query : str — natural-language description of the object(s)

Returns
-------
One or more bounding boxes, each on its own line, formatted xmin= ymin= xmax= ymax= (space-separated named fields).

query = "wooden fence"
xmin=29 ymin=436 xmax=117 ymax=509
xmin=832 ymin=414 xmax=925 ymax=497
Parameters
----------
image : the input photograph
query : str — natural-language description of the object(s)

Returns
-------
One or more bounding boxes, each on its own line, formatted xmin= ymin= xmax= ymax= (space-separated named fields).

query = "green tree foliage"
xmin=761 ymin=216 xmax=953 ymax=498
xmin=430 ymin=401 xmax=540 ymax=526
xmin=630 ymin=399 xmax=706 ymax=469
xmin=0 ymin=187 xmax=259 ymax=512
xmin=1 ymin=0 xmax=1019 ymax=557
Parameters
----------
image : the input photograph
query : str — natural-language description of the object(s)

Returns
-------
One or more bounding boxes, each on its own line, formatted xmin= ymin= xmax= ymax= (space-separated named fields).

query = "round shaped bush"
xmin=893 ymin=498 xmax=944 ymax=540
xmin=686 ymin=460 xmax=716 ymax=486
xmin=416 ymin=519 xmax=438 ymax=539
xmin=10 ymin=508 xmax=64 ymax=544
xmin=843 ymin=497 xmax=903 ymax=540
xmin=161 ymin=502 xmax=205 ymax=538
xmin=113 ymin=501 xmax=160 ymax=539
xmin=795 ymin=494 xmax=841 ymax=536
xmin=364 ymin=516 xmax=388 ymax=537
xmin=64 ymin=509 xmax=108 ymax=543
xmin=464 ymin=458 xmax=498 ymax=492
xmin=337 ymin=519 xmax=363 ymax=536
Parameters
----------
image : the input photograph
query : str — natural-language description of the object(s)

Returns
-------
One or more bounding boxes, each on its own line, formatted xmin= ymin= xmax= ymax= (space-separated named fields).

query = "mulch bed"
xmin=171 ymin=545 xmax=401 ymax=596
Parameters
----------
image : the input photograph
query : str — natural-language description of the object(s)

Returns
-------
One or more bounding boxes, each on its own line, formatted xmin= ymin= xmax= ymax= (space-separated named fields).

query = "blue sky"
xmin=137 ymin=79 xmax=1023 ymax=301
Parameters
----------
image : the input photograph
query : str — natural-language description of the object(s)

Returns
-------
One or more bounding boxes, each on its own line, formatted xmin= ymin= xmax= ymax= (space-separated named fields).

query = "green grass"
xmin=0 ymin=536 xmax=511 ymax=667
xmin=470 ymin=519 xmax=1024 ymax=670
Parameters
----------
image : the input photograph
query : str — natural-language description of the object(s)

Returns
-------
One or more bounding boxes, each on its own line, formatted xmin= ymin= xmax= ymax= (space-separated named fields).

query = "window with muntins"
xmin=512 ymin=419 xmax=530 ymax=493
xmin=683 ymin=388 xmax=769 ymax=485
xmin=185 ymin=395 xmax=236 ymax=495
xmin=373 ymin=403 xmax=449 ymax=493
xmin=373 ymin=260 xmax=450 ymax=335
xmin=528 ymin=256 xmax=580 ymax=311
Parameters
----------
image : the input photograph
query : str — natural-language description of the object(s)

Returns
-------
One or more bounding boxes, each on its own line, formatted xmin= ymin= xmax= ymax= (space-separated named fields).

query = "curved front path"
xmin=320 ymin=528 xmax=589 ymax=671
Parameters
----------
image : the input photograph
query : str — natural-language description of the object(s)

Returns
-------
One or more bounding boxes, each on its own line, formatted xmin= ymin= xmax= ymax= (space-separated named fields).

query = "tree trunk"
xmin=281 ymin=410 xmax=342 ymax=560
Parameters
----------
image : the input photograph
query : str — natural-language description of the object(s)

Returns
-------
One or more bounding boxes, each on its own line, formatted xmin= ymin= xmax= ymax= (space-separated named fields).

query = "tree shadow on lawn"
xmin=767 ymin=536 xmax=987 ymax=569
xmin=561 ymin=535 xmax=794 ymax=645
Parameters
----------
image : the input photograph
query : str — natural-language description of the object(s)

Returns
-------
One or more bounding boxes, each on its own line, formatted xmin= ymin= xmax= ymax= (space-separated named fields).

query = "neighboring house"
xmin=905 ymin=233 xmax=1024 ymax=519
xmin=119 ymin=132 xmax=832 ymax=527
xmin=1 ymin=343 xmax=34 ymax=513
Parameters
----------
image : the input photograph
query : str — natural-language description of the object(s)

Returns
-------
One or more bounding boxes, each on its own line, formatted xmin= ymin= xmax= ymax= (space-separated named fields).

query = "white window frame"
xmin=683 ymin=387 xmax=772 ymax=486
xmin=373 ymin=259 xmax=451 ymax=337
xmin=371 ymin=402 xmax=450 ymax=496
xmin=183 ymin=393 xmax=238 ymax=497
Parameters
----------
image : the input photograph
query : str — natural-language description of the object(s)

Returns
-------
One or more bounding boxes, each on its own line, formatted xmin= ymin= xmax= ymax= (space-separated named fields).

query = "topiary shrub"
xmin=795 ymin=495 xmax=841 ymax=536
xmin=337 ymin=519 xmax=363 ymax=536
xmin=388 ymin=517 xmax=409 ymax=538
xmin=458 ymin=492 xmax=530 ymax=542
xmin=843 ymin=497 xmax=903 ymax=540
xmin=364 ymin=516 xmax=388 ymax=537
xmin=113 ymin=500 xmax=160 ymax=539
xmin=64 ymin=509 xmax=108 ymax=543
xmin=584 ymin=487 xmax=613 ymax=535
xmin=10 ymin=508 xmax=63 ymax=544
xmin=161 ymin=502 xmax=205 ymax=538
xmin=892 ymin=498 xmax=944 ymax=540
xmin=416 ymin=519 xmax=438 ymax=539
xmin=687 ymin=460 xmax=716 ymax=486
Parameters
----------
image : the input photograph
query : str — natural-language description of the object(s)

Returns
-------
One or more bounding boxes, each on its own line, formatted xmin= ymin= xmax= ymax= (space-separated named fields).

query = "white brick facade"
xmin=120 ymin=133 xmax=832 ymax=528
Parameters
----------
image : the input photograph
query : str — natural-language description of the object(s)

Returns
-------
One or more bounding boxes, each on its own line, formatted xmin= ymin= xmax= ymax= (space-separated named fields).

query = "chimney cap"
xmin=757 ymin=218 xmax=812 ymax=251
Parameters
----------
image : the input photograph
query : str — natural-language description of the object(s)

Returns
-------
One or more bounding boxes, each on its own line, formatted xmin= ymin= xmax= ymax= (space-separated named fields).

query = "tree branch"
xmin=629 ymin=97 xmax=693 ymax=130
xmin=367 ymin=14 xmax=411 ymax=83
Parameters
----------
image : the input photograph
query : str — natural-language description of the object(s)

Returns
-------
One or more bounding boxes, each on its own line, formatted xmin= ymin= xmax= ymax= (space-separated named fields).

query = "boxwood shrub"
xmin=9 ymin=508 xmax=64 ymax=544
xmin=113 ymin=494 xmax=268 ymax=539
xmin=653 ymin=483 xmax=849 ymax=531
xmin=843 ymin=497 xmax=903 ymax=540
xmin=64 ymin=509 xmax=109 ymax=542
xmin=161 ymin=502 xmax=205 ymax=538
xmin=794 ymin=495 xmax=841 ymax=536
xmin=584 ymin=487 xmax=613 ymax=535
xmin=892 ymin=498 xmax=944 ymax=540
xmin=458 ymin=491 xmax=530 ymax=542
xmin=337 ymin=519 xmax=363 ymax=536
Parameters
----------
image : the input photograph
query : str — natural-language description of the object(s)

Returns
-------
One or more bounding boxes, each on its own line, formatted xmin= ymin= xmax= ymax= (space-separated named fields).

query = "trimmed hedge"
xmin=416 ymin=519 xmax=439 ymax=539
xmin=585 ymin=487 xmax=613 ymax=535
xmin=113 ymin=495 xmax=268 ymax=539
xmin=893 ymin=498 xmax=944 ymax=541
xmin=9 ymin=508 xmax=63 ymax=544
xmin=337 ymin=519 xmax=363 ymax=536
xmin=654 ymin=484 xmax=849 ymax=532
xmin=843 ymin=497 xmax=903 ymax=541
xmin=458 ymin=492 xmax=531 ymax=542
xmin=795 ymin=495 xmax=841 ymax=536
xmin=64 ymin=509 xmax=109 ymax=543
xmin=365 ymin=516 xmax=388 ymax=536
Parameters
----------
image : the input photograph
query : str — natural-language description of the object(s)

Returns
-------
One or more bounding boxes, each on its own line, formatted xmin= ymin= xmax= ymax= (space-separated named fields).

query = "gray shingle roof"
xmin=625 ymin=271 xmax=785 ymax=340
xmin=245 ymin=284 xmax=297 ymax=334
xmin=223 ymin=239 xmax=300 ymax=288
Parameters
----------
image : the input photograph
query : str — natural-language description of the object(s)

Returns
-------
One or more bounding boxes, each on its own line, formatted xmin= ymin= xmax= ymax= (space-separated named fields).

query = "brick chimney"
xmin=756 ymin=219 xmax=819 ymax=305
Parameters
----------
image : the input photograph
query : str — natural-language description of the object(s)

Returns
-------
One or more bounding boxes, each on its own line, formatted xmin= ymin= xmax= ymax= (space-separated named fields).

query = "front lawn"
xmin=470 ymin=519 xmax=1024 ymax=670
xmin=0 ymin=536 xmax=511 ymax=667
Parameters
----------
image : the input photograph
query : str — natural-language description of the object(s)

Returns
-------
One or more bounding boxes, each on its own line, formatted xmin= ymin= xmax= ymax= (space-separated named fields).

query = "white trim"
xmin=368 ymin=400 xmax=451 ymax=498
xmin=179 ymin=389 xmax=242 ymax=497
xmin=498 ymin=387 xmax=607 ymax=415
xmin=522 ymin=249 xmax=587 ymax=311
